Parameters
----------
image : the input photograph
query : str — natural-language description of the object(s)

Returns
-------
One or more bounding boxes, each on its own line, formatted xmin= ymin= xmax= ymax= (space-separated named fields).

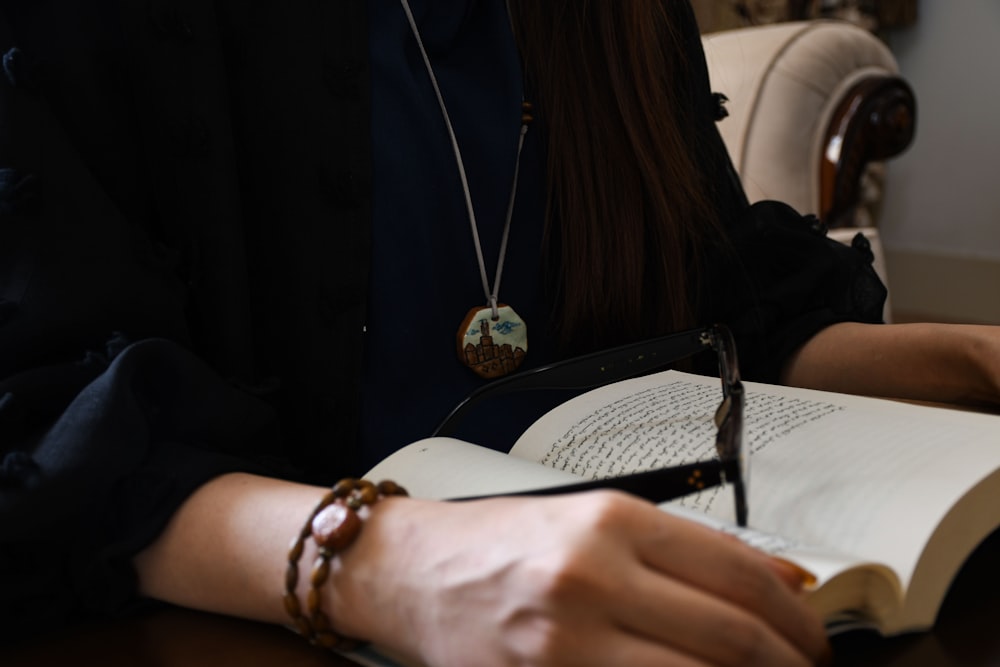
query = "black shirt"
xmin=0 ymin=0 xmax=884 ymax=639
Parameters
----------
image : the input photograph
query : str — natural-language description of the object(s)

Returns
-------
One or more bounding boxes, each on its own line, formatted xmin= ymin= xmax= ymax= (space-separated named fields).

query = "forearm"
xmin=133 ymin=473 xmax=325 ymax=627
xmin=133 ymin=472 xmax=415 ymax=647
xmin=781 ymin=322 xmax=1000 ymax=406
xmin=133 ymin=474 xmax=829 ymax=667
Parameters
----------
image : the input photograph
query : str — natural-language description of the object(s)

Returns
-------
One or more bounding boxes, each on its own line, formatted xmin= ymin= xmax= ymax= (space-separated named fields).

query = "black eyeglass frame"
xmin=435 ymin=323 xmax=748 ymax=527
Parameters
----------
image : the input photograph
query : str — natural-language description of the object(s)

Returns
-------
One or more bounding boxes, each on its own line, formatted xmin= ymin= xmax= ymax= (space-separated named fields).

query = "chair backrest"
xmin=701 ymin=20 xmax=900 ymax=222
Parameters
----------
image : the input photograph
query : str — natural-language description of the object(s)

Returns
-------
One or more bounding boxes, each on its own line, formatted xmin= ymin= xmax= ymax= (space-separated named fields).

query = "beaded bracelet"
xmin=284 ymin=477 xmax=408 ymax=650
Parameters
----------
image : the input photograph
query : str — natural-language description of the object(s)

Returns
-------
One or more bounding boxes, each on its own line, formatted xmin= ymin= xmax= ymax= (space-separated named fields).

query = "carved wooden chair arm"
xmin=821 ymin=74 xmax=916 ymax=228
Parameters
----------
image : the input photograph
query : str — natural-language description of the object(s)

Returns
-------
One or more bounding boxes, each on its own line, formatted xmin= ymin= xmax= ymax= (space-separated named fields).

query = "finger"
xmin=608 ymin=561 xmax=817 ymax=667
xmin=620 ymin=505 xmax=829 ymax=663
xmin=709 ymin=532 xmax=818 ymax=594
xmin=767 ymin=556 xmax=819 ymax=591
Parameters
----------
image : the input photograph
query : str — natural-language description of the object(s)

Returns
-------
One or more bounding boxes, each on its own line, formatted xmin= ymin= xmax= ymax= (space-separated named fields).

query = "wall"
xmin=880 ymin=0 xmax=1000 ymax=323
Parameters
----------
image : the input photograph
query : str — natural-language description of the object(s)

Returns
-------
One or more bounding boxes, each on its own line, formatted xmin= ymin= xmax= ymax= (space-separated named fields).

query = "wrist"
xmin=957 ymin=324 xmax=1000 ymax=405
xmin=284 ymin=479 xmax=409 ymax=650
xmin=322 ymin=495 xmax=417 ymax=644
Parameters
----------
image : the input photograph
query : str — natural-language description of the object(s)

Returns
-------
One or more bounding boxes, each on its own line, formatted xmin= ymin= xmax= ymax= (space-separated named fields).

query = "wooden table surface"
xmin=5 ymin=528 xmax=1000 ymax=667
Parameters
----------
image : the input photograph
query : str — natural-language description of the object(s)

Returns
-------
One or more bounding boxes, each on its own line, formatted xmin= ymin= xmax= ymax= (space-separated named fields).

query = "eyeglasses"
xmin=434 ymin=323 xmax=748 ymax=527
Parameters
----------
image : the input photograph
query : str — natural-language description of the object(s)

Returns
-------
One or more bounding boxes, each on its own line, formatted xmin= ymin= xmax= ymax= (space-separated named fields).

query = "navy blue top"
xmin=361 ymin=0 xmax=553 ymax=467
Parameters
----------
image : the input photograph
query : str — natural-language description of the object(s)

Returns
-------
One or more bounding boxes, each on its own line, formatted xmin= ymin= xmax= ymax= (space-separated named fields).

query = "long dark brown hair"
xmin=509 ymin=0 xmax=726 ymax=353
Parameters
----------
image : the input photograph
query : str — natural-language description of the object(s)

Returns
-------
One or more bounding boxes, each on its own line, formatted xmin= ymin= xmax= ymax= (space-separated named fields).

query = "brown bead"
xmin=312 ymin=610 xmax=331 ymax=632
xmin=288 ymin=535 xmax=305 ymax=562
xmin=377 ymin=480 xmax=404 ymax=495
xmin=357 ymin=483 xmax=378 ymax=505
xmin=311 ymin=556 xmax=331 ymax=588
xmin=315 ymin=630 xmax=338 ymax=649
xmin=312 ymin=503 xmax=361 ymax=551
xmin=295 ymin=615 xmax=313 ymax=638
xmin=285 ymin=562 xmax=299 ymax=590
xmin=332 ymin=478 xmax=358 ymax=498
xmin=307 ymin=587 xmax=322 ymax=615
xmin=283 ymin=591 xmax=301 ymax=618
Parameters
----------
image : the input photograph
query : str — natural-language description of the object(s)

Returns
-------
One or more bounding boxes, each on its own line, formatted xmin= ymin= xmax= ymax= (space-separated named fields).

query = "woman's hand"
xmin=334 ymin=491 xmax=830 ymax=667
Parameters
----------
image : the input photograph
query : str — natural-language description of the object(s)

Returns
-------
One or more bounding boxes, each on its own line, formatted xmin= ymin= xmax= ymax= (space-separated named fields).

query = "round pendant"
xmin=456 ymin=304 xmax=527 ymax=379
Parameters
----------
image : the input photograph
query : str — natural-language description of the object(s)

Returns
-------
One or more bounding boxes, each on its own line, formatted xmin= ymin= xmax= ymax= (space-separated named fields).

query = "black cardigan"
xmin=0 ymin=0 xmax=884 ymax=638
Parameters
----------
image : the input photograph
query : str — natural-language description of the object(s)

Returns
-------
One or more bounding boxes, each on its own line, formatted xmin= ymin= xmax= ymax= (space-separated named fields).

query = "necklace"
xmin=399 ymin=0 xmax=532 ymax=380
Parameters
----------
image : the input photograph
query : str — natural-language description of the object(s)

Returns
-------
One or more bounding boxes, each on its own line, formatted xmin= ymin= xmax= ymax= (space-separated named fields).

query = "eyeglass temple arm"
xmin=709 ymin=324 xmax=742 ymax=389
xmin=452 ymin=458 xmax=740 ymax=508
xmin=434 ymin=327 xmax=717 ymax=437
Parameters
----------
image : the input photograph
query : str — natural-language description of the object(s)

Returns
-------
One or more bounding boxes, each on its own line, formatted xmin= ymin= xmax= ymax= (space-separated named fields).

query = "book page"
xmin=665 ymin=504 xmax=904 ymax=629
xmin=366 ymin=437 xmax=581 ymax=500
xmin=511 ymin=370 xmax=1000 ymax=591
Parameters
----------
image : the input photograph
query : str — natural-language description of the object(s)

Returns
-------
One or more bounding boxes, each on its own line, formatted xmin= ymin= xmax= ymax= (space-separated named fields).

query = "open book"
xmin=365 ymin=370 xmax=1000 ymax=639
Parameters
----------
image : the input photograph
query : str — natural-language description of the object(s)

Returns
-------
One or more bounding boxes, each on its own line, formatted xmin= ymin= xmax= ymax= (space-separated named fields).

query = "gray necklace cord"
xmin=399 ymin=0 xmax=529 ymax=320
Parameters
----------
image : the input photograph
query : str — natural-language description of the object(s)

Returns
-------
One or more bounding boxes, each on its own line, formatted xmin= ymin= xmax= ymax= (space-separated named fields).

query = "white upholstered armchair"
xmin=701 ymin=20 xmax=916 ymax=320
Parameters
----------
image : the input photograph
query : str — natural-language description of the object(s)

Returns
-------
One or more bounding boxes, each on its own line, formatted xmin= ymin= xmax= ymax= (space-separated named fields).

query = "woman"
xmin=0 ymin=1 xmax=997 ymax=665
